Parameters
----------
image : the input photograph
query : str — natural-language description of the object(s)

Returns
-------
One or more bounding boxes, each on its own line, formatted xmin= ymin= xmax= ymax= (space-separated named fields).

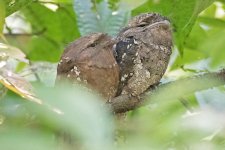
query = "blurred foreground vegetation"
xmin=0 ymin=0 xmax=225 ymax=149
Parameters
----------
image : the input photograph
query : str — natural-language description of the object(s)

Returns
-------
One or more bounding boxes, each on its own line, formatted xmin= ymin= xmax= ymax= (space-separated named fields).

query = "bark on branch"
xmin=109 ymin=69 xmax=225 ymax=113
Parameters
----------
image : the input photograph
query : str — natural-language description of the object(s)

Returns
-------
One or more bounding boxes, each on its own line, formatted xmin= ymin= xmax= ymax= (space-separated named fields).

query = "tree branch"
xmin=109 ymin=69 xmax=225 ymax=113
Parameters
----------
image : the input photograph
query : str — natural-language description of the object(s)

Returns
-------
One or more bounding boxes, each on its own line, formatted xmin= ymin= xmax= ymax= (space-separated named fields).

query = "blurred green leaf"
xmin=22 ymin=3 xmax=65 ymax=43
xmin=51 ymin=0 xmax=72 ymax=3
xmin=26 ymin=36 xmax=61 ymax=62
xmin=0 ymin=92 xmax=33 ymax=125
xmin=133 ymin=0 xmax=216 ymax=53
xmin=21 ymin=2 xmax=79 ymax=62
xmin=56 ymin=5 xmax=80 ymax=43
xmin=196 ymin=87 xmax=225 ymax=110
xmin=198 ymin=17 xmax=225 ymax=28
xmin=120 ymin=75 xmax=225 ymax=149
xmin=171 ymin=3 xmax=225 ymax=70
xmin=183 ymin=48 xmax=206 ymax=65
xmin=184 ymin=21 xmax=208 ymax=50
xmin=35 ymin=84 xmax=114 ymax=150
xmin=121 ymin=0 xmax=147 ymax=10
xmin=0 ymin=128 xmax=57 ymax=150
xmin=199 ymin=29 xmax=225 ymax=68
xmin=74 ymin=0 xmax=130 ymax=36
xmin=200 ymin=3 xmax=217 ymax=18
xmin=0 ymin=0 xmax=5 ymax=35
xmin=4 ymin=0 xmax=33 ymax=16
xmin=1 ymin=83 xmax=115 ymax=149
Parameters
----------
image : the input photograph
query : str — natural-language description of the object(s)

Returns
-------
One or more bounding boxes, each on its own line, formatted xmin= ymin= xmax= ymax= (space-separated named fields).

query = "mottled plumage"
xmin=57 ymin=33 xmax=119 ymax=100
xmin=115 ymin=13 xmax=173 ymax=96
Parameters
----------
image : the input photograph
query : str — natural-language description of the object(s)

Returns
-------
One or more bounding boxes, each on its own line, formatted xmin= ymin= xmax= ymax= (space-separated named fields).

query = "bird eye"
xmin=89 ymin=42 xmax=97 ymax=47
xmin=137 ymin=22 xmax=148 ymax=27
xmin=127 ymin=36 xmax=134 ymax=39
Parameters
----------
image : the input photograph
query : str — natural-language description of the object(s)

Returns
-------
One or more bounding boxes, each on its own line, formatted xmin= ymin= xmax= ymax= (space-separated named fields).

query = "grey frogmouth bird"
xmin=114 ymin=13 xmax=173 ymax=97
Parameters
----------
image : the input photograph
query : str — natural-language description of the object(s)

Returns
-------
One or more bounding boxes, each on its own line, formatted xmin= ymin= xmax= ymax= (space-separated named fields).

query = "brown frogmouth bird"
xmin=114 ymin=13 xmax=173 ymax=97
xmin=57 ymin=33 xmax=119 ymax=100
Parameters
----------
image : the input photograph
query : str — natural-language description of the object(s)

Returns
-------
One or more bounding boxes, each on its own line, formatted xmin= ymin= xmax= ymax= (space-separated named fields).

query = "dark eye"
xmin=127 ymin=36 xmax=134 ymax=39
xmin=137 ymin=22 xmax=148 ymax=27
xmin=89 ymin=43 xmax=97 ymax=47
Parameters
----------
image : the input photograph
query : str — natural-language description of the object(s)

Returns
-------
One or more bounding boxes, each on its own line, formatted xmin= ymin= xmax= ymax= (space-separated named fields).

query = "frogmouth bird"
xmin=114 ymin=13 xmax=173 ymax=97
xmin=57 ymin=33 xmax=120 ymax=100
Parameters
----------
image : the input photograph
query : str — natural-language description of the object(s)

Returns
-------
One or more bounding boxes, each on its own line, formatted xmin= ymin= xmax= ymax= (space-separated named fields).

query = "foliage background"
xmin=0 ymin=0 xmax=225 ymax=149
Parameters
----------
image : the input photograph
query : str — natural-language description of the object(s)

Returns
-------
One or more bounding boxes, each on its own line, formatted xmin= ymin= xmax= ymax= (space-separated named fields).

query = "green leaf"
xmin=195 ymin=88 xmax=225 ymax=110
xmin=97 ymin=1 xmax=130 ymax=36
xmin=36 ymin=84 xmax=114 ymax=150
xmin=56 ymin=5 xmax=80 ymax=43
xmin=74 ymin=0 xmax=130 ymax=36
xmin=199 ymin=29 xmax=225 ymax=68
xmin=27 ymin=36 xmax=61 ymax=62
xmin=0 ymin=0 xmax=5 ymax=35
xmin=51 ymin=0 xmax=72 ymax=2
xmin=184 ymin=21 xmax=208 ymax=50
xmin=74 ymin=0 xmax=99 ymax=35
xmin=198 ymin=17 xmax=225 ymax=28
xmin=121 ymin=0 xmax=148 ymax=10
xmin=0 ymin=128 xmax=58 ymax=150
xmin=4 ymin=0 xmax=33 ymax=16
xmin=21 ymin=3 xmax=80 ymax=62
xmin=22 ymin=3 xmax=64 ymax=43
xmin=133 ymin=0 xmax=216 ymax=54
xmin=200 ymin=2 xmax=217 ymax=18
xmin=183 ymin=48 xmax=206 ymax=65
xmin=178 ymin=3 xmax=225 ymax=70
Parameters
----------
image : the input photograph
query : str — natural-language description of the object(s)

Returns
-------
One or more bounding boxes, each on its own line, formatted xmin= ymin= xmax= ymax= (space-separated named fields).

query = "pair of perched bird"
xmin=57 ymin=13 xmax=173 ymax=102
